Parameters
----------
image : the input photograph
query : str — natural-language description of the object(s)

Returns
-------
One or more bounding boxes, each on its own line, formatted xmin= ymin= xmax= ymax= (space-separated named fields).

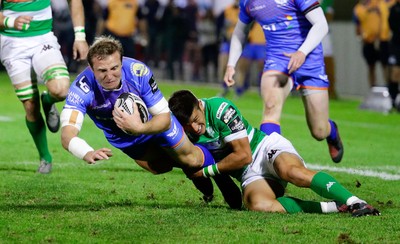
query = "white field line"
xmin=2 ymin=161 xmax=400 ymax=181
xmin=0 ymin=115 xmax=14 ymax=122
xmin=307 ymin=163 xmax=400 ymax=181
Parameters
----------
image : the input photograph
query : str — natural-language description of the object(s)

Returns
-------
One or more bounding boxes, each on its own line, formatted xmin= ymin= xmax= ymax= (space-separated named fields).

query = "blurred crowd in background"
xmin=51 ymin=0 xmax=239 ymax=85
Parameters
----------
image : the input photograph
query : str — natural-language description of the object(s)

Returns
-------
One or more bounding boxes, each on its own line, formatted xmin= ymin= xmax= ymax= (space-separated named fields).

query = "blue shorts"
xmin=263 ymin=56 xmax=329 ymax=90
xmin=242 ymin=44 xmax=265 ymax=60
xmin=121 ymin=114 xmax=185 ymax=159
xmin=219 ymin=42 xmax=230 ymax=54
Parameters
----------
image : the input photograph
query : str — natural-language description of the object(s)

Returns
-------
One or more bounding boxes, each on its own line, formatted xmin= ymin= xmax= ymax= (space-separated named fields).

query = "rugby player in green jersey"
xmin=169 ymin=90 xmax=380 ymax=217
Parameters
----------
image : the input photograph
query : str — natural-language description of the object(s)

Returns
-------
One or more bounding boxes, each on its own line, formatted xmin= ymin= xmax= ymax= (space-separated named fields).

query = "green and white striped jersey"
xmin=190 ymin=97 xmax=266 ymax=179
xmin=1 ymin=0 xmax=52 ymax=37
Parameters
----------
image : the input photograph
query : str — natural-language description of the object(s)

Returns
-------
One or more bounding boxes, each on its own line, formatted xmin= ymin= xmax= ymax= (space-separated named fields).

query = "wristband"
xmin=74 ymin=26 xmax=86 ymax=41
xmin=68 ymin=137 xmax=94 ymax=159
xmin=3 ymin=17 xmax=15 ymax=29
xmin=202 ymin=164 xmax=220 ymax=178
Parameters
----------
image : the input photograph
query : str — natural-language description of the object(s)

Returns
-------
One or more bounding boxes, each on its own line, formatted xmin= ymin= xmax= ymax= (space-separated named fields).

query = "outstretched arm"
xmin=60 ymin=109 xmax=112 ymax=164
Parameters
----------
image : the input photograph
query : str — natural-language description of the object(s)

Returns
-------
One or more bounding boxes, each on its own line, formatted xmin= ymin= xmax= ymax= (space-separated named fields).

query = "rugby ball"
xmin=114 ymin=92 xmax=149 ymax=124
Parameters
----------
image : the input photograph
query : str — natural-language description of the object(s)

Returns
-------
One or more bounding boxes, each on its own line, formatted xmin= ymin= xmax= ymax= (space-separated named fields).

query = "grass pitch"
xmin=0 ymin=72 xmax=399 ymax=243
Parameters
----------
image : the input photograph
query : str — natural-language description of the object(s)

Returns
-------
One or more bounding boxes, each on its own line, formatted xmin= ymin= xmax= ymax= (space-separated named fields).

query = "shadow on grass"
xmin=0 ymin=199 xmax=236 ymax=212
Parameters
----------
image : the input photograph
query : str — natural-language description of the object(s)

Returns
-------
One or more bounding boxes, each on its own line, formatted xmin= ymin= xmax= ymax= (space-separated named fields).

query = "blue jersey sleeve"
xmin=239 ymin=1 xmax=253 ymax=24
xmin=64 ymin=68 xmax=95 ymax=115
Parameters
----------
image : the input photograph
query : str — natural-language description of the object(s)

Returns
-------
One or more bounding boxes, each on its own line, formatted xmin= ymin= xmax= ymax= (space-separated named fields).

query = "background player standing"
xmin=0 ymin=0 xmax=88 ymax=174
xmin=224 ymin=0 xmax=344 ymax=163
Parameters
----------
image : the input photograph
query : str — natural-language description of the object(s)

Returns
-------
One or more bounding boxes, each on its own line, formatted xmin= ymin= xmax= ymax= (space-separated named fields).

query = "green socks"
xmin=26 ymin=116 xmax=52 ymax=163
xmin=277 ymin=196 xmax=323 ymax=214
xmin=310 ymin=172 xmax=353 ymax=204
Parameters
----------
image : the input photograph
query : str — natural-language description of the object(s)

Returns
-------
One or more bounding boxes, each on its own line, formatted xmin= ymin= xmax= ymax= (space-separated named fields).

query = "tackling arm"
xmin=215 ymin=137 xmax=252 ymax=173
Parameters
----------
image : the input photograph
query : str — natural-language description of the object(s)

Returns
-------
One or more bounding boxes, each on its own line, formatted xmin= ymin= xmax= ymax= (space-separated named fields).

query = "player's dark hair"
xmin=87 ymin=35 xmax=124 ymax=67
xmin=168 ymin=90 xmax=199 ymax=125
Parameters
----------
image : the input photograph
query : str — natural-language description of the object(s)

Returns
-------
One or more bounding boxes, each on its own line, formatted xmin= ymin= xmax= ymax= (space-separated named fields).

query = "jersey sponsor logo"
xmin=148 ymin=75 xmax=158 ymax=94
xmin=93 ymin=101 xmax=111 ymax=110
xmin=75 ymin=76 xmax=91 ymax=94
xmin=216 ymin=102 xmax=228 ymax=119
xmin=66 ymin=91 xmax=85 ymax=106
xmin=222 ymin=106 xmax=237 ymax=124
xmin=131 ymin=63 xmax=149 ymax=77
xmin=228 ymin=117 xmax=245 ymax=133
xmin=249 ymin=4 xmax=266 ymax=12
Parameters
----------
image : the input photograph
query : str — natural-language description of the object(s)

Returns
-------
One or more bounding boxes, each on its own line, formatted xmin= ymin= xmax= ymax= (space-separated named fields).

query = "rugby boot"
xmin=349 ymin=201 xmax=381 ymax=217
xmin=37 ymin=159 xmax=52 ymax=174
xmin=327 ymin=121 xmax=344 ymax=163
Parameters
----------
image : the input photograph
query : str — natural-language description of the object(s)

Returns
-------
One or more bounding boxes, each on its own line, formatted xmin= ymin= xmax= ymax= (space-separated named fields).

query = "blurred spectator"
xmin=388 ymin=0 xmax=400 ymax=108
xmin=161 ymin=0 xmax=187 ymax=80
xmin=353 ymin=0 xmax=392 ymax=88
xmin=141 ymin=0 xmax=163 ymax=66
xmin=197 ymin=7 xmax=218 ymax=83
xmin=102 ymin=0 xmax=145 ymax=59
xmin=217 ymin=0 xmax=240 ymax=96
xmin=83 ymin=0 xmax=103 ymax=45
xmin=234 ymin=23 xmax=265 ymax=97
xmin=320 ymin=0 xmax=338 ymax=99
xmin=182 ymin=0 xmax=201 ymax=81
xmin=51 ymin=0 xmax=76 ymax=72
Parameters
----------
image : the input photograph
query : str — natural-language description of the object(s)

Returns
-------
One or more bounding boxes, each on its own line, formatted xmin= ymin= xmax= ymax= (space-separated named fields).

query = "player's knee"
xmin=47 ymin=78 xmax=69 ymax=101
xmin=310 ymin=126 xmax=328 ymax=141
xmin=247 ymin=200 xmax=278 ymax=212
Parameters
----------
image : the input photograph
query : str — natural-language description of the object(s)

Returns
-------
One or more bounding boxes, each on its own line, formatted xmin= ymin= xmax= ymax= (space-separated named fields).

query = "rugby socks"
xmin=41 ymin=91 xmax=58 ymax=107
xmin=26 ymin=116 xmax=52 ymax=163
xmin=277 ymin=196 xmax=322 ymax=213
xmin=196 ymin=144 xmax=216 ymax=167
xmin=260 ymin=121 xmax=281 ymax=135
xmin=327 ymin=119 xmax=337 ymax=141
xmin=310 ymin=172 xmax=355 ymax=205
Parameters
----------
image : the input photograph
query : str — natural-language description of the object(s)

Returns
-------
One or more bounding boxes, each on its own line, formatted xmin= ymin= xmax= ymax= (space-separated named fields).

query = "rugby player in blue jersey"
xmin=224 ymin=0 xmax=344 ymax=163
xmin=59 ymin=36 xmax=242 ymax=209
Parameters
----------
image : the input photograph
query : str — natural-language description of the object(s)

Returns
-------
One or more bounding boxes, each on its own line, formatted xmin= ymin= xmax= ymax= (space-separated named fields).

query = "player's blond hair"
xmin=87 ymin=35 xmax=124 ymax=67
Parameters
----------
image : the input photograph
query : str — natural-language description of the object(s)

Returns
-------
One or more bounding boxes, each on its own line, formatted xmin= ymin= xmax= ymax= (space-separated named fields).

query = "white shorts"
xmin=241 ymin=132 xmax=305 ymax=189
xmin=0 ymin=32 xmax=66 ymax=85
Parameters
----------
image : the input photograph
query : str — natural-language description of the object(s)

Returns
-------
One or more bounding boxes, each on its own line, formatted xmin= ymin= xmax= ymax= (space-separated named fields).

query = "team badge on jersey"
xmin=228 ymin=117 xmax=245 ymax=133
xmin=131 ymin=63 xmax=149 ymax=77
